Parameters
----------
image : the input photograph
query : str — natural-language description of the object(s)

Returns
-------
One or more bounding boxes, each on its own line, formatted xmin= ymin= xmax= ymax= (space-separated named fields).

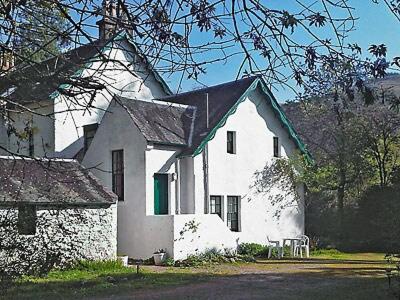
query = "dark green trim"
xmin=186 ymin=78 xmax=312 ymax=161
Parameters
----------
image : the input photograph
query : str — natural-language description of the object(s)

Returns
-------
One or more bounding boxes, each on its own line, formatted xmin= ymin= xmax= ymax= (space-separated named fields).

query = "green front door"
xmin=154 ymin=174 xmax=168 ymax=215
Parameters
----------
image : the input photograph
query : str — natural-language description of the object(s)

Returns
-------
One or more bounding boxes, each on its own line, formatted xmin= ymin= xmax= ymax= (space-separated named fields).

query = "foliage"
xmin=162 ymin=258 xmax=175 ymax=267
xmin=13 ymin=0 xmax=70 ymax=63
xmin=356 ymin=186 xmax=400 ymax=252
xmin=237 ymin=243 xmax=268 ymax=257
xmin=153 ymin=249 xmax=166 ymax=254
xmin=174 ymin=247 xmax=255 ymax=267
xmin=70 ymin=259 xmax=125 ymax=272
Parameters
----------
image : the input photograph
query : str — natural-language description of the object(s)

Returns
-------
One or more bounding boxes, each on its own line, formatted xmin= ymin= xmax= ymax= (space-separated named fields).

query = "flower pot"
xmin=153 ymin=253 xmax=167 ymax=265
xmin=118 ymin=255 xmax=129 ymax=267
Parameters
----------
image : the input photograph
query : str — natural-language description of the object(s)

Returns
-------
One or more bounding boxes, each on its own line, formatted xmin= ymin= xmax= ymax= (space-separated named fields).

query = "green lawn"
xmin=4 ymin=252 xmax=397 ymax=300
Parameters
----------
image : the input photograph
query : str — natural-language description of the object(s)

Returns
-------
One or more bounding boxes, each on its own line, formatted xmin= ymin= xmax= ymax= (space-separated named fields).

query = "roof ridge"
xmin=160 ymin=75 xmax=260 ymax=100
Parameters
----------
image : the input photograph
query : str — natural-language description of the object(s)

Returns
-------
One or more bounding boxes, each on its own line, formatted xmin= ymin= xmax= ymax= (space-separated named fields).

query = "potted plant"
xmin=117 ymin=254 xmax=129 ymax=267
xmin=153 ymin=249 xmax=167 ymax=265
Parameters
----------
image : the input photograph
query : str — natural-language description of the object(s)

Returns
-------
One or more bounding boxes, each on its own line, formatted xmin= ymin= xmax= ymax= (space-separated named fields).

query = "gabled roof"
xmin=0 ymin=31 xmax=171 ymax=104
xmin=160 ymin=76 xmax=311 ymax=159
xmin=0 ymin=157 xmax=116 ymax=206
xmin=116 ymin=96 xmax=195 ymax=146
xmin=115 ymin=76 xmax=310 ymax=160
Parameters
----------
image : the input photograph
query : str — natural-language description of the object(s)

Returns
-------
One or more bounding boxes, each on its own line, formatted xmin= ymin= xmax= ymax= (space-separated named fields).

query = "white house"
xmin=82 ymin=76 xmax=309 ymax=260
xmin=0 ymin=0 xmax=310 ymax=261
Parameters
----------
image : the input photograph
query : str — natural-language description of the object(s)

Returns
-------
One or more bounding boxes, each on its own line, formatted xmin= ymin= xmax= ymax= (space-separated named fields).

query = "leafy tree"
xmin=12 ymin=0 xmax=70 ymax=63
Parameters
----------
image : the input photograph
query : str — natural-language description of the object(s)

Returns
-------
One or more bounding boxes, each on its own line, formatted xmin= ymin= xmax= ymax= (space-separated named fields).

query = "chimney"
xmin=97 ymin=0 xmax=131 ymax=41
xmin=0 ymin=50 xmax=14 ymax=73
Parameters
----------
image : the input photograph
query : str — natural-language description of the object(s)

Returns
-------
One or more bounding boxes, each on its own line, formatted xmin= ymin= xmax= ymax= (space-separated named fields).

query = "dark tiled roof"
xmin=0 ymin=40 xmax=104 ymax=104
xmin=160 ymin=76 xmax=259 ymax=155
xmin=0 ymin=31 xmax=172 ymax=104
xmin=0 ymin=158 xmax=117 ymax=206
xmin=116 ymin=96 xmax=195 ymax=146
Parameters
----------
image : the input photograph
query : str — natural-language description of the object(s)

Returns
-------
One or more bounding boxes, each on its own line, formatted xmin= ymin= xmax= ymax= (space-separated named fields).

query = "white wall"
xmin=6 ymin=101 xmax=54 ymax=157
xmin=82 ymin=101 xmax=148 ymax=257
xmin=173 ymin=214 xmax=237 ymax=260
xmin=84 ymin=84 xmax=305 ymax=260
xmin=0 ymin=204 xmax=117 ymax=272
xmin=190 ymin=86 xmax=305 ymax=246
xmin=54 ymin=39 xmax=167 ymax=153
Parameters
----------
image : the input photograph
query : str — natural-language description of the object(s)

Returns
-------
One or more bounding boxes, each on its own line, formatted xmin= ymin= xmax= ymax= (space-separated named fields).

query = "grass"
xmin=4 ymin=260 xmax=212 ymax=300
xmin=4 ymin=252 xmax=396 ymax=300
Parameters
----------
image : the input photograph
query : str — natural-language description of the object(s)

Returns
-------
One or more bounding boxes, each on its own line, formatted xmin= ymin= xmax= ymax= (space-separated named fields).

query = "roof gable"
xmin=0 ymin=31 xmax=172 ymax=104
xmin=159 ymin=76 xmax=311 ymax=160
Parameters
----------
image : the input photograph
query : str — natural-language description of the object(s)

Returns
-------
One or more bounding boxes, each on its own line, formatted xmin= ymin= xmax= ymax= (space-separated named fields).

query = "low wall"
xmin=173 ymin=214 xmax=239 ymax=260
xmin=0 ymin=204 xmax=117 ymax=276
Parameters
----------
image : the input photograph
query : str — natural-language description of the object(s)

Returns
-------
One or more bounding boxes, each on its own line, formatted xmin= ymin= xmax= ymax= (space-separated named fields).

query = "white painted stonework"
xmin=83 ymin=85 xmax=305 ymax=260
xmin=0 ymin=204 xmax=117 ymax=270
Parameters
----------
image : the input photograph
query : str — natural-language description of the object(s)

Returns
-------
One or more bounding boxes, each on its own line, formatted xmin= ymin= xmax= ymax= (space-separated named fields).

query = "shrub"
xmin=238 ymin=243 xmax=268 ymax=257
xmin=162 ymin=258 xmax=175 ymax=267
xmin=174 ymin=247 xmax=255 ymax=267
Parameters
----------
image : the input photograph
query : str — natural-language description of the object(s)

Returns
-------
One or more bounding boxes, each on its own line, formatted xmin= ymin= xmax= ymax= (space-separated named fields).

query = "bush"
xmin=162 ymin=258 xmax=175 ymax=267
xmin=174 ymin=247 xmax=255 ymax=267
xmin=237 ymin=243 xmax=268 ymax=257
xmin=356 ymin=186 xmax=400 ymax=252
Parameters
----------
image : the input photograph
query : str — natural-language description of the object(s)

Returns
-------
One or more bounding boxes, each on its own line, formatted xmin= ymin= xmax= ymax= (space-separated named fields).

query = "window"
xmin=112 ymin=150 xmax=124 ymax=201
xmin=210 ymin=195 xmax=222 ymax=219
xmin=273 ymin=136 xmax=280 ymax=158
xmin=227 ymin=131 xmax=236 ymax=154
xmin=83 ymin=123 xmax=98 ymax=154
xmin=227 ymin=196 xmax=240 ymax=232
xmin=28 ymin=130 xmax=34 ymax=157
xmin=18 ymin=205 xmax=36 ymax=235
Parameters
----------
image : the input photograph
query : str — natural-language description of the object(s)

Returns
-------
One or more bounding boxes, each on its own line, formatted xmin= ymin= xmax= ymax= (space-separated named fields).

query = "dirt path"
xmin=92 ymin=259 xmax=394 ymax=300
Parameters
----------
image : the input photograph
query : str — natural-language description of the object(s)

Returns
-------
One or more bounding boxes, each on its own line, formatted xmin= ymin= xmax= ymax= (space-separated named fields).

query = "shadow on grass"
xmin=4 ymin=270 xmax=214 ymax=300
xmin=4 ymin=260 xmax=395 ymax=300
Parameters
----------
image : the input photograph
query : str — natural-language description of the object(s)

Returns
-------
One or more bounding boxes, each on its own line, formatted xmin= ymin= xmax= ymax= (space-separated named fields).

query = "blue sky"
xmin=84 ymin=1 xmax=400 ymax=102
xmin=162 ymin=1 xmax=400 ymax=102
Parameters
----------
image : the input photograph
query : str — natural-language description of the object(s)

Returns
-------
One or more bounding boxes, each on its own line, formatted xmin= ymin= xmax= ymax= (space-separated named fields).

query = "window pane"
xmin=273 ymin=137 xmax=280 ymax=157
xmin=227 ymin=131 xmax=236 ymax=154
xmin=112 ymin=150 xmax=124 ymax=201
xmin=210 ymin=195 xmax=222 ymax=218
xmin=227 ymin=196 xmax=239 ymax=231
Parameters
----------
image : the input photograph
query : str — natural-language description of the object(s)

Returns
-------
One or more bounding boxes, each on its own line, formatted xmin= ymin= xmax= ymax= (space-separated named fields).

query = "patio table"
xmin=281 ymin=238 xmax=302 ymax=257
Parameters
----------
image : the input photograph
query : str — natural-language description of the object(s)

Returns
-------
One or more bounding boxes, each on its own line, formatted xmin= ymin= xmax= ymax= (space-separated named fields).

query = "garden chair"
xmin=294 ymin=235 xmax=310 ymax=258
xmin=267 ymin=236 xmax=283 ymax=259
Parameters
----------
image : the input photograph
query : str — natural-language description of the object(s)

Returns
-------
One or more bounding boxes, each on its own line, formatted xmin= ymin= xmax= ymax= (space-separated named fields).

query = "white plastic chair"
xmin=267 ymin=236 xmax=283 ymax=259
xmin=294 ymin=235 xmax=310 ymax=258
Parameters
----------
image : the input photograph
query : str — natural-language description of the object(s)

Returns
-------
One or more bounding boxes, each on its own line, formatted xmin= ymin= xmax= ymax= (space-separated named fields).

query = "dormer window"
xmin=227 ymin=131 xmax=236 ymax=154
xmin=83 ymin=123 xmax=98 ymax=154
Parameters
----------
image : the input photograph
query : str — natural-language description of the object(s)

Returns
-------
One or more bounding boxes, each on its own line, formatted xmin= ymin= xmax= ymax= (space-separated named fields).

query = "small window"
xmin=210 ymin=195 xmax=222 ymax=219
xmin=83 ymin=123 xmax=98 ymax=154
xmin=28 ymin=130 xmax=34 ymax=157
xmin=112 ymin=150 xmax=124 ymax=201
xmin=227 ymin=131 xmax=236 ymax=154
xmin=273 ymin=136 xmax=280 ymax=158
xmin=18 ymin=205 xmax=37 ymax=235
xmin=227 ymin=196 xmax=240 ymax=232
